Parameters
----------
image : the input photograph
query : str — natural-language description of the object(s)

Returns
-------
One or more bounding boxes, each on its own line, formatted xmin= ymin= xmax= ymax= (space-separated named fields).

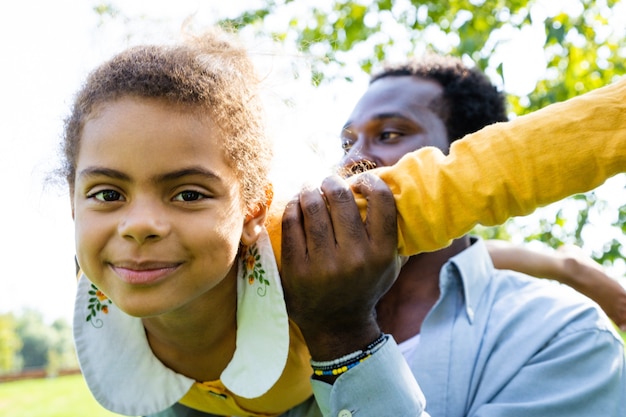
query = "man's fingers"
xmin=281 ymin=197 xmax=308 ymax=266
xmin=319 ymin=175 xmax=369 ymax=245
xmin=351 ymin=173 xmax=398 ymax=254
xmin=282 ymin=173 xmax=396 ymax=269
xmin=297 ymin=185 xmax=335 ymax=257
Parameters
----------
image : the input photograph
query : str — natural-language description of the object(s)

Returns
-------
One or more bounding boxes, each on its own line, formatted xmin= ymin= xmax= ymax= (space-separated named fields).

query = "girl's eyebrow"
xmin=77 ymin=167 xmax=129 ymax=181
xmin=77 ymin=166 xmax=223 ymax=184
xmin=157 ymin=167 xmax=222 ymax=183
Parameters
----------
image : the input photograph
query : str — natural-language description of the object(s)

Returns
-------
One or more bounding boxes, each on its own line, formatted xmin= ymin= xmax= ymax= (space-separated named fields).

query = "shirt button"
xmin=338 ymin=410 xmax=353 ymax=417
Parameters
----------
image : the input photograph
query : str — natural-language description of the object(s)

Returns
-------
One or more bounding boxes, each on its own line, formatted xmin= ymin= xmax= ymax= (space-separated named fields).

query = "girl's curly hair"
xmin=62 ymin=26 xmax=272 ymax=211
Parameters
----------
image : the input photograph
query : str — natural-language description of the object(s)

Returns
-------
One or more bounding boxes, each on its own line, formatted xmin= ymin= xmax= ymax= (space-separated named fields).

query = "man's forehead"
xmin=368 ymin=75 xmax=443 ymax=100
xmin=347 ymin=76 xmax=443 ymax=122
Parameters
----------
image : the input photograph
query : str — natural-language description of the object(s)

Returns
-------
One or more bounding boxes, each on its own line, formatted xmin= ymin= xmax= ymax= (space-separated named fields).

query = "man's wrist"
xmin=306 ymin=326 xmax=385 ymax=384
xmin=302 ymin=320 xmax=382 ymax=361
xmin=310 ymin=333 xmax=387 ymax=374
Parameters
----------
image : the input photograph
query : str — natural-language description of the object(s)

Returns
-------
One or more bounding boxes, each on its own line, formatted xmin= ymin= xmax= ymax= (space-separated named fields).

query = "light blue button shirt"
xmin=310 ymin=238 xmax=626 ymax=417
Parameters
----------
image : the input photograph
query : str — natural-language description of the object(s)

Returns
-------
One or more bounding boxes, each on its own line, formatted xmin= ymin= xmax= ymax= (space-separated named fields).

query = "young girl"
xmin=62 ymin=26 xmax=626 ymax=416
xmin=65 ymin=28 xmax=313 ymax=416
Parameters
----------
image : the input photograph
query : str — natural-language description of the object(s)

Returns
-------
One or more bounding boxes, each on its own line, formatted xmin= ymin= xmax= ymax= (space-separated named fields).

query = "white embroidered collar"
xmin=73 ymin=229 xmax=289 ymax=416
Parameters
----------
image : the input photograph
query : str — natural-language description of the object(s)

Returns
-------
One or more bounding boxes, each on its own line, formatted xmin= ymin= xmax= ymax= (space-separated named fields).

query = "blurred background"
xmin=1 ymin=0 xmax=625 ymax=414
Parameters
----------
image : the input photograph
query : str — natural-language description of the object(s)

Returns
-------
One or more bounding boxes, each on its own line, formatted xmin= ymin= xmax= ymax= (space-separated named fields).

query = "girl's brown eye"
xmin=174 ymin=190 xmax=208 ymax=202
xmin=91 ymin=190 xmax=122 ymax=202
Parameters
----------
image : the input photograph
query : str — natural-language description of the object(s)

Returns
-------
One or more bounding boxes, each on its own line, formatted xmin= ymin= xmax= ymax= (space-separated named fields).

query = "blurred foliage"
xmin=16 ymin=309 xmax=56 ymax=370
xmin=0 ymin=313 xmax=22 ymax=374
xmin=0 ymin=309 xmax=77 ymax=376
xmin=219 ymin=0 xmax=625 ymax=114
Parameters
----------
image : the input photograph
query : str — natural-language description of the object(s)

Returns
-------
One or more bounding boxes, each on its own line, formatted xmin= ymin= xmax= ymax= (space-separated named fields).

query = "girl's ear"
xmin=240 ymin=184 xmax=273 ymax=246
xmin=241 ymin=203 xmax=268 ymax=246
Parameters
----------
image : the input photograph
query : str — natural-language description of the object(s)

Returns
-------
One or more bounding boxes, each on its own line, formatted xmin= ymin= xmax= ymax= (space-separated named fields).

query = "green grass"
xmin=0 ymin=374 xmax=132 ymax=417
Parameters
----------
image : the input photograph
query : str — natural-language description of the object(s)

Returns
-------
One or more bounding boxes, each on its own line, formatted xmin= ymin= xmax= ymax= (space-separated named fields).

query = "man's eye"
xmin=174 ymin=191 xmax=205 ymax=202
xmin=380 ymin=131 xmax=401 ymax=141
xmin=341 ymin=140 xmax=353 ymax=152
xmin=91 ymin=190 xmax=122 ymax=202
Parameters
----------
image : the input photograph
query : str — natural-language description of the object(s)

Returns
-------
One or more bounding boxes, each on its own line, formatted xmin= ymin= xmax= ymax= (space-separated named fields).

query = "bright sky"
xmin=1 ymin=0 xmax=624 ymax=324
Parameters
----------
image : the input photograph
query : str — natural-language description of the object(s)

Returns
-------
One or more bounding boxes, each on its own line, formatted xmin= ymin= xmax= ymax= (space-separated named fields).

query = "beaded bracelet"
xmin=310 ymin=333 xmax=388 ymax=376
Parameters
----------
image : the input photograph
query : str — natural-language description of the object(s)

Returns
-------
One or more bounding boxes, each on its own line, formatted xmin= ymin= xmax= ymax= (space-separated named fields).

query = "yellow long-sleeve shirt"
xmin=268 ymin=77 xmax=626 ymax=260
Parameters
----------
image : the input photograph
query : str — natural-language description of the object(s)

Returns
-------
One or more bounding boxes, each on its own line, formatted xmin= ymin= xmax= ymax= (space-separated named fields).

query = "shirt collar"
xmin=440 ymin=237 xmax=493 ymax=324
xmin=73 ymin=228 xmax=289 ymax=416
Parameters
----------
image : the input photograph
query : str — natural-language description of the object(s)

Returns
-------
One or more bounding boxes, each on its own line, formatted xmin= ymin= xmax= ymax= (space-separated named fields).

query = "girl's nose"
xmin=118 ymin=199 xmax=170 ymax=244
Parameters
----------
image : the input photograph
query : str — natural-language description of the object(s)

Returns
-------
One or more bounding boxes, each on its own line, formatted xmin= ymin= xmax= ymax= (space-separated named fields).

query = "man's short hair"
xmin=371 ymin=54 xmax=508 ymax=145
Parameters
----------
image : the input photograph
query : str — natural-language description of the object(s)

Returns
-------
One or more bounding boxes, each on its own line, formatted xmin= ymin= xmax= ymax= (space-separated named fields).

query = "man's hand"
xmin=281 ymin=173 xmax=402 ymax=363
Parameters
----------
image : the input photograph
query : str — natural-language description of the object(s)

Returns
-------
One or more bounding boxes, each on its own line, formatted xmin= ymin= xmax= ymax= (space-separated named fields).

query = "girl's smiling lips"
xmin=110 ymin=261 xmax=182 ymax=285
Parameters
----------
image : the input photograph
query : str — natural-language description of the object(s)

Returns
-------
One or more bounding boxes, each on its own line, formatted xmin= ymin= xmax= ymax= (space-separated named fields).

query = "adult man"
xmin=281 ymin=55 xmax=626 ymax=416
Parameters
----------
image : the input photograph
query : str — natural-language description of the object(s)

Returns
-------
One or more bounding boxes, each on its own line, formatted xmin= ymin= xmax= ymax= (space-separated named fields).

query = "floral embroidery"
xmin=242 ymin=244 xmax=269 ymax=296
xmin=86 ymin=283 xmax=112 ymax=328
